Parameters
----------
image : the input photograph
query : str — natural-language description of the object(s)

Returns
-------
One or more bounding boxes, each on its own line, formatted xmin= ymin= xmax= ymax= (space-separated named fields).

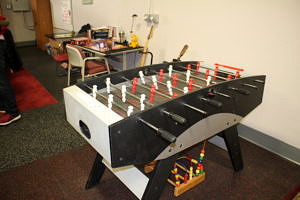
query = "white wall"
xmin=0 ymin=0 xmax=35 ymax=42
xmin=68 ymin=0 xmax=300 ymax=148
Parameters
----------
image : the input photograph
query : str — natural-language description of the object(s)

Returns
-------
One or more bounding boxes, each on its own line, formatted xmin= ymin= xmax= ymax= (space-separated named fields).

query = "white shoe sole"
xmin=0 ymin=114 xmax=21 ymax=125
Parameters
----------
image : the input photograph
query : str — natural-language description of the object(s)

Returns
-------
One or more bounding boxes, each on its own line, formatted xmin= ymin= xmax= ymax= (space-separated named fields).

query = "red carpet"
xmin=9 ymin=68 xmax=58 ymax=111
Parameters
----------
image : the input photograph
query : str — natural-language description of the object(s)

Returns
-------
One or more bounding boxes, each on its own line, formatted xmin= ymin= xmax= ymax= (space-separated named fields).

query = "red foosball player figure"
xmin=149 ymin=85 xmax=156 ymax=102
xmin=188 ymin=78 xmax=194 ymax=91
xmin=214 ymin=66 xmax=219 ymax=79
xmin=187 ymin=64 xmax=191 ymax=71
xmin=205 ymin=69 xmax=210 ymax=79
xmin=196 ymin=62 xmax=201 ymax=73
xmin=132 ymin=77 xmax=138 ymax=94
xmin=227 ymin=74 xmax=232 ymax=80
xmin=159 ymin=69 xmax=164 ymax=82
xmin=172 ymin=74 xmax=178 ymax=87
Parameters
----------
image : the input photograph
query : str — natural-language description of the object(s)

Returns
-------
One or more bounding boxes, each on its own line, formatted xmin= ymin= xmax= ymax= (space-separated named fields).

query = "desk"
xmin=46 ymin=34 xmax=72 ymax=55
xmin=46 ymin=33 xmax=144 ymax=70
xmin=77 ymin=45 xmax=143 ymax=70
xmin=46 ymin=33 xmax=86 ymax=55
xmin=46 ymin=33 xmax=85 ymax=40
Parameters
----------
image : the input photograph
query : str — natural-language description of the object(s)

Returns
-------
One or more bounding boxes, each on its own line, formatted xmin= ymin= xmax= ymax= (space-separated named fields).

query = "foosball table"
xmin=63 ymin=61 xmax=265 ymax=199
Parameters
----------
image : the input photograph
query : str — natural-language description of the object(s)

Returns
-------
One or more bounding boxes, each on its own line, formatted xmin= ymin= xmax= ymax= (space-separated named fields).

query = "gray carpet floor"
xmin=1 ymin=46 xmax=299 ymax=200
xmin=0 ymin=46 xmax=86 ymax=172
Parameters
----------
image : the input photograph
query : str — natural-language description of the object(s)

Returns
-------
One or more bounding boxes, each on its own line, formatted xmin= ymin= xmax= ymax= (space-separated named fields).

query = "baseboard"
xmin=237 ymin=124 xmax=299 ymax=165
xmin=209 ymin=125 xmax=299 ymax=165
xmin=15 ymin=40 xmax=36 ymax=47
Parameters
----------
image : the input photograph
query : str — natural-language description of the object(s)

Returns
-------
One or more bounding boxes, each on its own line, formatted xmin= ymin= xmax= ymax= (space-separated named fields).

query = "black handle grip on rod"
xmin=157 ymin=128 xmax=177 ymax=143
xmin=162 ymin=110 xmax=186 ymax=125
xmin=229 ymin=87 xmax=250 ymax=95
xmin=139 ymin=118 xmax=177 ymax=143
xmin=169 ymin=112 xmax=187 ymax=125
xmin=200 ymin=97 xmax=223 ymax=108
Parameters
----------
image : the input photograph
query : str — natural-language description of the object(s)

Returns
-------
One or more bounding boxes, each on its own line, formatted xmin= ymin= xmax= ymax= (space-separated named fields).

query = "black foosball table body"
xmin=63 ymin=61 xmax=265 ymax=199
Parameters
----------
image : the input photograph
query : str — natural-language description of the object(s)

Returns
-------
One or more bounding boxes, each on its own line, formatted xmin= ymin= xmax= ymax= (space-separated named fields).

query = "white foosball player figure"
xmin=106 ymin=78 xmax=111 ymax=93
xmin=183 ymin=87 xmax=188 ymax=94
xmin=206 ymin=76 xmax=212 ymax=86
xmin=167 ymin=81 xmax=173 ymax=96
xmin=108 ymin=94 xmax=113 ymax=109
xmin=140 ymin=94 xmax=146 ymax=111
xmin=152 ymin=75 xmax=158 ymax=89
xmin=92 ymin=85 xmax=97 ymax=98
xmin=139 ymin=71 xmax=146 ymax=84
xmin=127 ymin=106 xmax=134 ymax=116
xmin=121 ymin=85 xmax=127 ymax=102
xmin=168 ymin=65 xmax=173 ymax=77
xmin=186 ymin=69 xmax=191 ymax=83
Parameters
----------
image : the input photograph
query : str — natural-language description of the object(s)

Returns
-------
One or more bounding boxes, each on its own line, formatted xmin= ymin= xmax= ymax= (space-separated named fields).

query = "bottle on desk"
xmin=87 ymin=29 xmax=92 ymax=41
xmin=119 ymin=30 xmax=125 ymax=43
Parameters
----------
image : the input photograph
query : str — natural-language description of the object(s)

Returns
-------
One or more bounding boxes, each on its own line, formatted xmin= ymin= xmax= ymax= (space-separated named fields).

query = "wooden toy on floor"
xmin=167 ymin=141 xmax=207 ymax=197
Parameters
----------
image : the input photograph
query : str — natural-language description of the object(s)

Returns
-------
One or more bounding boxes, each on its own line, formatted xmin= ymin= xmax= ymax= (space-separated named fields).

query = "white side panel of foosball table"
xmin=63 ymin=85 xmax=123 ymax=164
xmin=102 ymin=159 xmax=149 ymax=200
xmin=64 ymin=86 xmax=149 ymax=199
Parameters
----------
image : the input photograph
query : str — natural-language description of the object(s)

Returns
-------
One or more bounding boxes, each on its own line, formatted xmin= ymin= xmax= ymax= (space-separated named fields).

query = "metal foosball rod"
xmin=138 ymin=70 xmax=188 ymax=93
xmin=83 ymin=83 xmax=129 ymax=114
xmin=112 ymin=78 xmax=187 ymax=124
xmin=172 ymin=69 xmax=217 ymax=84
xmin=241 ymin=83 xmax=257 ymax=89
xmin=254 ymin=79 xmax=265 ymax=83
xmin=109 ymin=84 xmax=154 ymax=107
xmin=170 ymin=75 xmax=203 ymax=89
xmin=139 ymin=118 xmax=177 ymax=143
xmin=138 ymin=82 xmax=173 ymax=99
xmin=161 ymin=109 xmax=187 ymax=125
xmin=130 ymin=74 xmax=210 ymax=116
xmin=191 ymin=63 xmax=235 ymax=76
xmin=211 ymin=90 xmax=231 ymax=98
xmin=228 ymin=86 xmax=250 ymax=95
xmin=199 ymin=96 xmax=223 ymax=108
xmin=149 ymin=70 xmax=203 ymax=89
xmin=107 ymin=80 xmax=187 ymax=125
xmin=189 ymin=62 xmax=246 ymax=82
xmin=192 ymin=62 xmax=241 ymax=76
xmin=104 ymin=79 xmax=150 ymax=112
xmin=142 ymin=75 xmax=187 ymax=93
xmin=176 ymin=65 xmax=228 ymax=81
xmin=183 ymin=103 xmax=207 ymax=115
xmin=122 ymin=76 xmax=173 ymax=100
xmin=110 ymin=91 xmax=143 ymax=111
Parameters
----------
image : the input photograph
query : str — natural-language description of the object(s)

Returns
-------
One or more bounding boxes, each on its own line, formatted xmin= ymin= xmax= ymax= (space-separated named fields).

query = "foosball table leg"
xmin=222 ymin=125 xmax=244 ymax=171
xmin=85 ymin=153 xmax=106 ymax=189
xmin=142 ymin=154 xmax=178 ymax=200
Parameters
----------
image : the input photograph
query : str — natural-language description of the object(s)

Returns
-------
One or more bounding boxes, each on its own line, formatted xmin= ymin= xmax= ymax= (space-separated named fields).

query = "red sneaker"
xmin=0 ymin=114 xmax=21 ymax=125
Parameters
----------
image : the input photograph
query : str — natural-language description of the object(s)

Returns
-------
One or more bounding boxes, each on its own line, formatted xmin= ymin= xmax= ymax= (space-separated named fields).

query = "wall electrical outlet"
xmin=82 ymin=0 xmax=93 ymax=5
xmin=144 ymin=14 xmax=159 ymax=24
xmin=6 ymin=3 xmax=12 ymax=9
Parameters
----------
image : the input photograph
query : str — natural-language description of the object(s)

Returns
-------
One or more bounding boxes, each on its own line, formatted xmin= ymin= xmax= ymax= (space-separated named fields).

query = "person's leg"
xmin=0 ymin=40 xmax=20 ymax=117
xmin=0 ymin=95 xmax=4 ymax=111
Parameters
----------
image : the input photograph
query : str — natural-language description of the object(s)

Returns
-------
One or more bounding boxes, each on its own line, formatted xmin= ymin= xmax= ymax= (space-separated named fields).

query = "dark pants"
xmin=0 ymin=40 xmax=19 ymax=116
